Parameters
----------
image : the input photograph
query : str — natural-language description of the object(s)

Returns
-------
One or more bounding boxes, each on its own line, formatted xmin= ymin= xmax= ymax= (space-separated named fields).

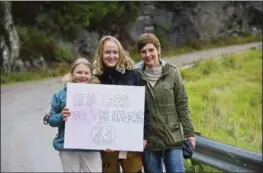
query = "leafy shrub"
xmin=17 ymin=26 xmax=56 ymax=59
xmin=54 ymin=46 xmax=74 ymax=63
xmin=17 ymin=26 xmax=74 ymax=63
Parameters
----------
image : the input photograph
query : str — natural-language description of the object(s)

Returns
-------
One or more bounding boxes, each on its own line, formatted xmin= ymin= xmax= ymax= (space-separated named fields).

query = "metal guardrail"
xmin=193 ymin=135 xmax=262 ymax=172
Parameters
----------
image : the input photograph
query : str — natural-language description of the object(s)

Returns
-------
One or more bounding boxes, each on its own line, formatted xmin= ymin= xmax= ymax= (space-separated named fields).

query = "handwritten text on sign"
xmin=64 ymin=83 xmax=145 ymax=152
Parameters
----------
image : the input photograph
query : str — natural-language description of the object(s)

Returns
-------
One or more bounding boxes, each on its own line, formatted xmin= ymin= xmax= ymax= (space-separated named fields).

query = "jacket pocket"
xmin=166 ymin=123 xmax=183 ymax=144
xmin=167 ymin=123 xmax=180 ymax=132
xmin=164 ymin=85 xmax=174 ymax=96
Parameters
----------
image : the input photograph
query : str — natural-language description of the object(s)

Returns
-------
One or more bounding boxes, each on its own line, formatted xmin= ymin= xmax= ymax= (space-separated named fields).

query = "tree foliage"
xmin=12 ymin=1 xmax=141 ymax=41
xmin=9 ymin=2 xmax=141 ymax=63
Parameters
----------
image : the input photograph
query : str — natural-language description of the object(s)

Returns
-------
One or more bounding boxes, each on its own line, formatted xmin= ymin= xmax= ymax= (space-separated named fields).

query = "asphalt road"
xmin=1 ymin=42 xmax=261 ymax=172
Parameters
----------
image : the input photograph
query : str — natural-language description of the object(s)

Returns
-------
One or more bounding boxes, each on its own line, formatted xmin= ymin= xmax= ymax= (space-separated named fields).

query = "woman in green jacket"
xmin=134 ymin=33 xmax=196 ymax=173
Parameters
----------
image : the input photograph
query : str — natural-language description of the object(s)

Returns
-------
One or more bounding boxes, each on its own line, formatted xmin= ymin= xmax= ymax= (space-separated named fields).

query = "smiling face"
xmin=72 ymin=63 xmax=92 ymax=83
xmin=102 ymin=40 xmax=120 ymax=68
xmin=140 ymin=43 xmax=160 ymax=68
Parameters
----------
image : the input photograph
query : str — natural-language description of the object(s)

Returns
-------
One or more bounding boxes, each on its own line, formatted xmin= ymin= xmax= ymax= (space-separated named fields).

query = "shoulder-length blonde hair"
xmin=62 ymin=57 xmax=93 ymax=84
xmin=93 ymin=35 xmax=134 ymax=75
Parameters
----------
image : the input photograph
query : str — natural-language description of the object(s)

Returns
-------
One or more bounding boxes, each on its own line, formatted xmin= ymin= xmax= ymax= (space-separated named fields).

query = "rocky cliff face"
xmin=129 ymin=1 xmax=262 ymax=47
xmin=73 ymin=30 xmax=99 ymax=63
xmin=0 ymin=1 xmax=21 ymax=72
xmin=68 ymin=1 xmax=263 ymax=61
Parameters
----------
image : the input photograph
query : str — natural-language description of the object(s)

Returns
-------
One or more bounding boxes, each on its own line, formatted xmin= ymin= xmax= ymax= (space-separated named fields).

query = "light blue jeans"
xmin=143 ymin=148 xmax=185 ymax=173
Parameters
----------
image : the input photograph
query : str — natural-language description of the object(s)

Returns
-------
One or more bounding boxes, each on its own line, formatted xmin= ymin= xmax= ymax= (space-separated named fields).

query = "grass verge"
xmin=1 ymin=63 xmax=69 ymax=85
xmin=181 ymin=49 xmax=262 ymax=172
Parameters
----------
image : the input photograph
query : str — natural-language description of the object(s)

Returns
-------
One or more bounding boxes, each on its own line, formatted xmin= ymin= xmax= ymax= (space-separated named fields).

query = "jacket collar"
xmin=99 ymin=66 xmax=125 ymax=79
xmin=133 ymin=59 xmax=168 ymax=70
xmin=136 ymin=62 xmax=171 ymax=83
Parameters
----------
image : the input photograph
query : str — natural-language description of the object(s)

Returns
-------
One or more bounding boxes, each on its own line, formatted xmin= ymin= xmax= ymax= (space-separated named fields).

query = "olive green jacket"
xmin=135 ymin=62 xmax=195 ymax=151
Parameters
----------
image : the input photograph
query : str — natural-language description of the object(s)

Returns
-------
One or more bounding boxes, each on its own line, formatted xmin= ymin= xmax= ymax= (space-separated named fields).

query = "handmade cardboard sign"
xmin=64 ymin=83 xmax=145 ymax=152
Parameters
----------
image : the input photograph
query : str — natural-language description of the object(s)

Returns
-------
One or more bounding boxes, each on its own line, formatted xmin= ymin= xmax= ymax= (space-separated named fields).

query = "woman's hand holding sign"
xmin=104 ymin=148 xmax=115 ymax=152
xmin=62 ymin=107 xmax=71 ymax=121
xmin=143 ymin=140 xmax=147 ymax=149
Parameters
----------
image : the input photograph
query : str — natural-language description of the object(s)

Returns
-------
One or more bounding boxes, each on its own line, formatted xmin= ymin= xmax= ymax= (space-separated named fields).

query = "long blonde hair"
xmin=62 ymin=57 xmax=93 ymax=84
xmin=93 ymin=36 xmax=134 ymax=75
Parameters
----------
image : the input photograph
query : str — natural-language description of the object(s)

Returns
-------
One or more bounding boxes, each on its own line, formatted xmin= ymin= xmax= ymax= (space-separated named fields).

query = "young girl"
xmin=47 ymin=58 xmax=102 ymax=172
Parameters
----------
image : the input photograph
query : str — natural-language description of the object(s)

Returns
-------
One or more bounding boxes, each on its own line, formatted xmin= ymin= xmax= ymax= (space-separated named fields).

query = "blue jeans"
xmin=143 ymin=148 xmax=185 ymax=173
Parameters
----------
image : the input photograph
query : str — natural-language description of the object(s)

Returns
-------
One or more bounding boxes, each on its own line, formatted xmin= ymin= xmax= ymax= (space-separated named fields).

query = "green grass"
xmin=1 ymin=63 xmax=69 ymax=85
xmin=180 ymin=49 xmax=262 ymax=172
